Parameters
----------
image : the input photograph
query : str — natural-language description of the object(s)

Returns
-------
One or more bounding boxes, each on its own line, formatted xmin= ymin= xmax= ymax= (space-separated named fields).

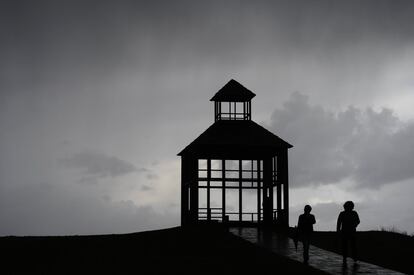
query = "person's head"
xmin=343 ymin=201 xmax=354 ymax=211
xmin=304 ymin=205 xmax=312 ymax=214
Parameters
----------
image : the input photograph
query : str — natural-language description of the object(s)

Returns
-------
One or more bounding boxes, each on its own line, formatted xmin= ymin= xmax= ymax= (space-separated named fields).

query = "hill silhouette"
xmin=2 ymin=226 xmax=413 ymax=274
xmin=2 ymin=226 xmax=324 ymax=274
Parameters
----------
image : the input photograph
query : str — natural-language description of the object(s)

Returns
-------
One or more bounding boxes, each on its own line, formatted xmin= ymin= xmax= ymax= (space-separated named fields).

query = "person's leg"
xmin=350 ymin=233 xmax=357 ymax=262
xmin=341 ymin=234 xmax=348 ymax=263
xmin=303 ymin=238 xmax=310 ymax=263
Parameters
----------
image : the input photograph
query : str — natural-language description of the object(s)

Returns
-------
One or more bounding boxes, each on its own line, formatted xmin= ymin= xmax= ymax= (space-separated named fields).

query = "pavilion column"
xmin=207 ymin=159 xmax=211 ymax=221
xmin=181 ymin=156 xmax=189 ymax=226
xmin=272 ymin=156 xmax=277 ymax=222
xmin=257 ymin=160 xmax=261 ymax=223
xmin=279 ymin=149 xmax=289 ymax=227
xmin=238 ymin=159 xmax=242 ymax=222
xmin=263 ymin=157 xmax=273 ymax=226
xmin=276 ymin=155 xmax=282 ymax=224
xmin=269 ymin=158 xmax=274 ymax=222
xmin=188 ymin=157 xmax=199 ymax=223
xmin=222 ymin=159 xmax=226 ymax=222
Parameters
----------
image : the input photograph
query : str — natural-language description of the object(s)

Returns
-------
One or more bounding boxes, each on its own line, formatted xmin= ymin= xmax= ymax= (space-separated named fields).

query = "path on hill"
xmin=230 ymin=227 xmax=405 ymax=275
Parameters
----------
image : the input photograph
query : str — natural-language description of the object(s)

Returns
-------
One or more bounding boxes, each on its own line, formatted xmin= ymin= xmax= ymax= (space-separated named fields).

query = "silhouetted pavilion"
xmin=178 ymin=79 xmax=293 ymax=227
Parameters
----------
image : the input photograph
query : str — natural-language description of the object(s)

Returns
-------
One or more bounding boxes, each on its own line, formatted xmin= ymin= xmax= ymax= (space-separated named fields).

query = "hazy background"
xmin=1 ymin=0 xmax=414 ymax=235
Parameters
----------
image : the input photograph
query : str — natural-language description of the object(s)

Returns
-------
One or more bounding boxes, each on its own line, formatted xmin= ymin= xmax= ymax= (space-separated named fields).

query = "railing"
xmin=198 ymin=207 xmax=222 ymax=220
xmin=198 ymin=208 xmax=279 ymax=222
xmin=216 ymin=112 xmax=250 ymax=121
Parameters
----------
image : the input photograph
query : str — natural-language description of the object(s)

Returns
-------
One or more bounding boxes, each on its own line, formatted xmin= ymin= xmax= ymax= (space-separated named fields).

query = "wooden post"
xmin=276 ymin=154 xmax=282 ymax=224
xmin=181 ymin=156 xmax=188 ymax=226
xmin=263 ymin=157 xmax=273 ymax=226
xmin=257 ymin=160 xmax=261 ymax=223
xmin=248 ymin=101 xmax=251 ymax=120
xmin=239 ymin=159 xmax=242 ymax=222
xmin=214 ymin=102 xmax=217 ymax=121
xmin=207 ymin=159 xmax=211 ymax=221
xmin=276 ymin=150 xmax=289 ymax=227
xmin=222 ymin=159 xmax=226 ymax=221
xmin=282 ymin=150 xmax=289 ymax=227
xmin=189 ymin=157 xmax=199 ymax=223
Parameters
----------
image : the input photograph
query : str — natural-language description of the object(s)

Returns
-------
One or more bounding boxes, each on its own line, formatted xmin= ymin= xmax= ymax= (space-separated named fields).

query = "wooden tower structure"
xmin=178 ymin=79 xmax=293 ymax=227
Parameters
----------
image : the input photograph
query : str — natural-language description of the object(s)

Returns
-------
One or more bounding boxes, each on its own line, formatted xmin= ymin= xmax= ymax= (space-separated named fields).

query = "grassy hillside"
xmin=309 ymin=230 xmax=414 ymax=274
xmin=1 ymin=226 xmax=325 ymax=275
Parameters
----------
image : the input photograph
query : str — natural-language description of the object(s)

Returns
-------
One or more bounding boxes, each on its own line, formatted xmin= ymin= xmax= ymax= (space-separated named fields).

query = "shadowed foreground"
xmin=1 ymin=226 xmax=324 ymax=274
xmin=234 ymin=227 xmax=407 ymax=274
xmin=310 ymin=231 xmax=414 ymax=275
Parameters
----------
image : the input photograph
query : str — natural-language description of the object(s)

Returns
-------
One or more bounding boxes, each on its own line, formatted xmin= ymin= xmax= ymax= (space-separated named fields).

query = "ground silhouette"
xmin=2 ymin=225 xmax=412 ymax=274
xmin=292 ymin=229 xmax=414 ymax=274
xmin=1 ymin=225 xmax=324 ymax=274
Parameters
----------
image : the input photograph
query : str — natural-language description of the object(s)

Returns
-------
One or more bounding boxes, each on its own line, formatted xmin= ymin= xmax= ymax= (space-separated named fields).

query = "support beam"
xmin=189 ymin=157 xmax=199 ymax=223
xmin=272 ymin=156 xmax=277 ymax=221
xmin=248 ymin=101 xmax=251 ymax=120
xmin=180 ymin=156 xmax=188 ymax=226
xmin=214 ymin=102 xmax=217 ymax=121
xmin=257 ymin=160 xmax=261 ymax=223
xmin=276 ymin=150 xmax=289 ymax=227
xmin=269 ymin=158 xmax=274 ymax=220
xmin=239 ymin=159 xmax=242 ymax=222
xmin=222 ymin=159 xmax=226 ymax=221
xmin=276 ymin=155 xmax=282 ymax=223
xmin=207 ymin=159 xmax=211 ymax=221
xmin=282 ymin=150 xmax=289 ymax=227
xmin=263 ymin=157 xmax=273 ymax=225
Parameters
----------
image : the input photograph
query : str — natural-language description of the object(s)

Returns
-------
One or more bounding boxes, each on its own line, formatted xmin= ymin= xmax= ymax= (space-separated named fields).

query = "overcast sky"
xmin=1 ymin=0 xmax=414 ymax=235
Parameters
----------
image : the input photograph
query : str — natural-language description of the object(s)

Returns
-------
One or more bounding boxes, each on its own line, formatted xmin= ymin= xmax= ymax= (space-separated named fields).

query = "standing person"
xmin=297 ymin=205 xmax=316 ymax=264
xmin=337 ymin=201 xmax=360 ymax=264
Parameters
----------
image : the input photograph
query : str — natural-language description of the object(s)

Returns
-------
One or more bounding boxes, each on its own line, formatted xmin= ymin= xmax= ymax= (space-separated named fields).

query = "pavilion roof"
xmin=178 ymin=120 xmax=292 ymax=157
xmin=210 ymin=79 xmax=256 ymax=102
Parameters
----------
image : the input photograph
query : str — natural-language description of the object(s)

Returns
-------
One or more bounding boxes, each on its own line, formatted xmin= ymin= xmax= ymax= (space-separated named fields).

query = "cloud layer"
xmin=269 ymin=92 xmax=414 ymax=188
xmin=60 ymin=151 xmax=141 ymax=183
xmin=1 ymin=1 xmax=414 ymax=235
xmin=0 ymin=182 xmax=178 ymax=235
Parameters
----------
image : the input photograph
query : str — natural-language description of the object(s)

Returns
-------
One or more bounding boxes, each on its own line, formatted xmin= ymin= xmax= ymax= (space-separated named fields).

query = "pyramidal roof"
xmin=178 ymin=120 xmax=293 ymax=156
xmin=210 ymin=79 xmax=256 ymax=102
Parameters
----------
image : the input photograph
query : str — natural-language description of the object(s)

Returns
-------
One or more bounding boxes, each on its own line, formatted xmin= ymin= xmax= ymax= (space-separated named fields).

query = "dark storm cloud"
xmin=60 ymin=151 xmax=141 ymax=181
xmin=269 ymin=92 xmax=414 ymax=188
xmin=2 ymin=0 xmax=413 ymax=127
xmin=2 ymin=0 xmax=414 ymax=82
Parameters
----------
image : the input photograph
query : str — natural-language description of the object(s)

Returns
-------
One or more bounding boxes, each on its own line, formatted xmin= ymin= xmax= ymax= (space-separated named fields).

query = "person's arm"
xmin=355 ymin=212 xmax=360 ymax=228
xmin=336 ymin=213 xmax=342 ymax=232
xmin=311 ymin=214 xmax=316 ymax=225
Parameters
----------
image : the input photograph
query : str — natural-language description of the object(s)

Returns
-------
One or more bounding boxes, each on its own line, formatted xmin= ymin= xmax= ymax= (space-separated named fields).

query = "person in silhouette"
xmin=297 ymin=205 xmax=316 ymax=264
xmin=337 ymin=201 xmax=360 ymax=264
